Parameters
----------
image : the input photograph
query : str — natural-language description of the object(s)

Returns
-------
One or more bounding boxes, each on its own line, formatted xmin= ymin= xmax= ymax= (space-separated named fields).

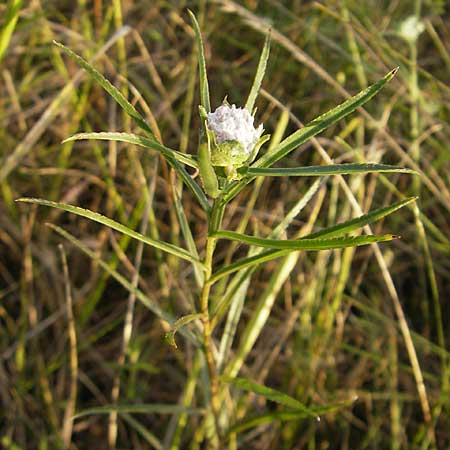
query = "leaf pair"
xmin=210 ymin=197 xmax=417 ymax=282
xmin=53 ymin=40 xmax=210 ymax=212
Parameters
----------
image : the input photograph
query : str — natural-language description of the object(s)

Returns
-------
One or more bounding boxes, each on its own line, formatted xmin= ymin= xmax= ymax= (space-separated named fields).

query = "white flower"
xmin=398 ymin=16 xmax=425 ymax=43
xmin=207 ymin=104 xmax=263 ymax=157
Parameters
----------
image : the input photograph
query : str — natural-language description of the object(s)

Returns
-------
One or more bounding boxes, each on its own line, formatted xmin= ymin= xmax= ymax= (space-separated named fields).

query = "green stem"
xmin=200 ymin=198 xmax=224 ymax=446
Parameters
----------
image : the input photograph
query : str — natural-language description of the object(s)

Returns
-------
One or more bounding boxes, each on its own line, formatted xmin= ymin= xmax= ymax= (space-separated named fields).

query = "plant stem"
xmin=200 ymin=199 xmax=224 ymax=445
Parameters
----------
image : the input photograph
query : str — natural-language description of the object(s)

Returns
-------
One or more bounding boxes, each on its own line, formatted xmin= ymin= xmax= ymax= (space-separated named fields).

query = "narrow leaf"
xmin=304 ymin=197 xmax=417 ymax=239
xmin=223 ymin=377 xmax=318 ymax=419
xmin=188 ymin=10 xmax=211 ymax=113
xmin=210 ymin=235 xmax=396 ymax=283
xmin=54 ymin=41 xmax=156 ymax=138
xmin=229 ymin=397 xmax=356 ymax=434
xmin=255 ymin=68 xmax=399 ymax=168
xmin=17 ymin=198 xmax=204 ymax=266
xmin=55 ymin=42 xmax=209 ymax=211
xmin=245 ymin=33 xmax=270 ymax=113
xmin=0 ymin=0 xmax=23 ymax=64
xmin=165 ymin=313 xmax=204 ymax=348
xmin=221 ymin=68 xmax=399 ymax=205
xmin=74 ymin=404 xmax=204 ymax=419
xmin=212 ymin=231 xmax=397 ymax=250
xmin=63 ymin=132 xmax=198 ymax=168
xmin=246 ymin=163 xmax=416 ymax=177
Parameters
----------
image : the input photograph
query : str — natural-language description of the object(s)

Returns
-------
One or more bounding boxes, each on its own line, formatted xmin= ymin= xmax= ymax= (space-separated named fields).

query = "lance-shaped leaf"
xmin=165 ymin=313 xmax=204 ymax=348
xmin=304 ymin=197 xmax=417 ymax=239
xmin=212 ymin=231 xmax=397 ymax=250
xmin=209 ymin=234 xmax=397 ymax=283
xmin=245 ymin=163 xmax=416 ymax=177
xmin=55 ymin=41 xmax=209 ymax=212
xmin=229 ymin=397 xmax=357 ymax=434
xmin=223 ymin=377 xmax=318 ymax=419
xmin=63 ymin=132 xmax=198 ymax=169
xmin=245 ymin=32 xmax=271 ymax=113
xmin=188 ymin=10 xmax=211 ymax=113
xmin=54 ymin=41 xmax=156 ymax=139
xmin=17 ymin=198 xmax=205 ymax=266
xmin=255 ymin=68 xmax=398 ymax=168
xmin=221 ymin=68 xmax=399 ymax=204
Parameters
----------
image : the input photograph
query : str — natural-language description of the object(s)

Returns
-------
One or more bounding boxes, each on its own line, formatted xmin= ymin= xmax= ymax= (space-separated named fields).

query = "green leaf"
xmin=221 ymin=68 xmax=399 ymax=204
xmin=63 ymin=132 xmax=198 ymax=169
xmin=188 ymin=10 xmax=211 ymax=113
xmin=172 ymin=186 xmax=204 ymax=287
xmin=165 ymin=313 xmax=204 ymax=348
xmin=0 ymin=0 xmax=23 ymax=64
xmin=54 ymin=41 xmax=210 ymax=211
xmin=172 ymin=160 xmax=210 ymax=212
xmin=74 ymin=403 xmax=204 ymax=419
xmin=304 ymin=197 xmax=417 ymax=239
xmin=255 ymin=68 xmax=398 ymax=168
xmin=210 ymin=235 xmax=397 ymax=283
xmin=223 ymin=377 xmax=318 ymax=418
xmin=198 ymin=137 xmax=219 ymax=198
xmin=229 ymin=397 xmax=356 ymax=434
xmin=245 ymin=163 xmax=417 ymax=177
xmin=245 ymin=33 xmax=270 ymax=113
xmin=17 ymin=198 xmax=204 ymax=266
xmin=212 ymin=231 xmax=397 ymax=250
xmin=54 ymin=41 xmax=156 ymax=139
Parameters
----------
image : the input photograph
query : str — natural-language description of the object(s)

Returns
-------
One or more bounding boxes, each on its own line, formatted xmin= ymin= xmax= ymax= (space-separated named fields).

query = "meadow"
xmin=0 ymin=1 xmax=449 ymax=449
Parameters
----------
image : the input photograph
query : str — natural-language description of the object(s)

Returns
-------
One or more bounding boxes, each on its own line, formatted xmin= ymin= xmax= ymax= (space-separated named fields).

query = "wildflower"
xmin=204 ymin=104 xmax=267 ymax=178
xmin=398 ymin=16 xmax=425 ymax=43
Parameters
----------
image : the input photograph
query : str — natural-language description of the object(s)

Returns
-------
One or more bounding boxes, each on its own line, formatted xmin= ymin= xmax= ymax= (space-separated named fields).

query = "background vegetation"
xmin=0 ymin=0 xmax=449 ymax=449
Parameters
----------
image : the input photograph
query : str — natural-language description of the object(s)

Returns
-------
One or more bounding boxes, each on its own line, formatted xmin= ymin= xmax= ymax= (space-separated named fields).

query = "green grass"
xmin=1 ymin=1 xmax=449 ymax=449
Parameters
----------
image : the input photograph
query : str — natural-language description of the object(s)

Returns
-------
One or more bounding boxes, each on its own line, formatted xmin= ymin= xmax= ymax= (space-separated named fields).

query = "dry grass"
xmin=0 ymin=1 xmax=449 ymax=449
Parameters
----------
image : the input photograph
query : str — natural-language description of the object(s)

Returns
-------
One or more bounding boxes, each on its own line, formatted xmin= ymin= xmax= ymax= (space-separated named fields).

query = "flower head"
xmin=206 ymin=104 xmax=264 ymax=168
xmin=398 ymin=16 xmax=425 ymax=43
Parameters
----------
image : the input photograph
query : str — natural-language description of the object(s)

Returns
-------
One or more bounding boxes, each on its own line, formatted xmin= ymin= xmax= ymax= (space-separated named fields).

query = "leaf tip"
xmin=165 ymin=332 xmax=178 ymax=349
xmin=187 ymin=9 xmax=196 ymax=23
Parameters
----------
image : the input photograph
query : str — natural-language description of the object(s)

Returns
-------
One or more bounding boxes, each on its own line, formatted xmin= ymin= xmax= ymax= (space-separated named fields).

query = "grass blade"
xmin=246 ymin=163 xmax=416 ymax=177
xmin=255 ymin=68 xmax=398 ymax=168
xmin=188 ymin=10 xmax=211 ymax=113
xmin=0 ymin=0 xmax=23 ymax=64
xmin=245 ymin=33 xmax=270 ymax=113
xmin=223 ymin=377 xmax=318 ymax=418
xmin=17 ymin=198 xmax=204 ymax=266
xmin=212 ymin=231 xmax=397 ymax=250
xmin=45 ymin=224 xmax=199 ymax=346
xmin=63 ymin=132 xmax=198 ymax=168
xmin=74 ymin=404 xmax=204 ymax=419
xmin=54 ymin=41 xmax=156 ymax=139
xmin=210 ymin=235 xmax=396 ymax=283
